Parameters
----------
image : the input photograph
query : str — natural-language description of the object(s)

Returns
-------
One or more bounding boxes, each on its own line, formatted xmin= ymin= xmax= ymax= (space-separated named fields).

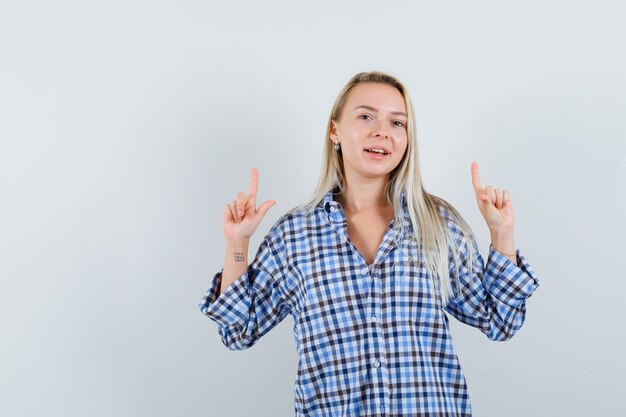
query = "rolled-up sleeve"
xmin=482 ymin=243 xmax=540 ymax=308
xmin=443 ymin=222 xmax=540 ymax=341
xmin=198 ymin=224 xmax=295 ymax=350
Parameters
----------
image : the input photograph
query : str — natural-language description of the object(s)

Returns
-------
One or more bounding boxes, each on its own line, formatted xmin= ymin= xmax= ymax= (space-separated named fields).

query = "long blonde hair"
xmin=287 ymin=71 xmax=479 ymax=308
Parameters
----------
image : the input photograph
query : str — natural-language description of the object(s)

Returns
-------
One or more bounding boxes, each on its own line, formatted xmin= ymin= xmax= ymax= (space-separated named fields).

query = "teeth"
xmin=367 ymin=149 xmax=386 ymax=154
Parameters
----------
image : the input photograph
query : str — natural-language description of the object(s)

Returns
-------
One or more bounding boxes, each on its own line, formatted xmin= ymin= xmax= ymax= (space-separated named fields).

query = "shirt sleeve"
xmin=442 ymin=222 xmax=540 ymax=341
xmin=197 ymin=223 xmax=295 ymax=350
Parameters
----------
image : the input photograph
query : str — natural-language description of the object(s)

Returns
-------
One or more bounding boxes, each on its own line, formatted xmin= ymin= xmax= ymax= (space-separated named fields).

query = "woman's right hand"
xmin=222 ymin=167 xmax=276 ymax=241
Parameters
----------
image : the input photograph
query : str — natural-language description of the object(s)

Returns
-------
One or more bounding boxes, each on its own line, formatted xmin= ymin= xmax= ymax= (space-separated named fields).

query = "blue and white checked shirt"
xmin=198 ymin=187 xmax=540 ymax=416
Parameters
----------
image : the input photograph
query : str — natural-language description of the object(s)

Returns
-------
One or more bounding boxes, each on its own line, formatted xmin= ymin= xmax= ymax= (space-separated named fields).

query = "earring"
xmin=334 ymin=142 xmax=341 ymax=150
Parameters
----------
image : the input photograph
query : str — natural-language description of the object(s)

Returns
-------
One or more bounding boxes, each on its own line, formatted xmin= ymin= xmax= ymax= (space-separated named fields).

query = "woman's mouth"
xmin=364 ymin=149 xmax=390 ymax=160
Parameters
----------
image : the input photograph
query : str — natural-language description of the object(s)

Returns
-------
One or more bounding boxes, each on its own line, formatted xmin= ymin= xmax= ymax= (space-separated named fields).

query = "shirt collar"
xmin=321 ymin=186 xmax=411 ymax=245
xmin=322 ymin=186 xmax=408 ymax=212
xmin=322 ymin=185 xmax=341 ymax=213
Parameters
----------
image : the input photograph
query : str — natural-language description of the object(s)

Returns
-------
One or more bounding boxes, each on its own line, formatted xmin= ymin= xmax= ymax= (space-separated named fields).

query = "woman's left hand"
xmin=471 ymin=162 xmax=515 ymax=234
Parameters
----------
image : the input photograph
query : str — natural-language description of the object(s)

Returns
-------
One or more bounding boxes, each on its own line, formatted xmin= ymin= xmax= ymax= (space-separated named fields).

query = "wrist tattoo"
xmin=233 ymin=251 xmax=245 ymax=262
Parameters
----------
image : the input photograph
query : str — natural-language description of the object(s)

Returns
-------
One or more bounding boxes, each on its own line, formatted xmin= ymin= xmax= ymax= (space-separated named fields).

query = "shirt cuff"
xmin=198 ymin=268 xmax=251 ymax=329
xmin=483 ymin=244 xmax=540 ymax=307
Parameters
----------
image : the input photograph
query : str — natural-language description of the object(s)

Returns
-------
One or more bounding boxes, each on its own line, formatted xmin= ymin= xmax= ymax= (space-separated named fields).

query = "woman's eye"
xmin=358 ymin=114 xmax=405 ymax=127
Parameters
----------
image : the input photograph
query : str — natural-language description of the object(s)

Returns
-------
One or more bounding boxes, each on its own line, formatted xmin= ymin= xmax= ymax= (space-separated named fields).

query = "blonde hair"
xmin=287 ymin=71 xmax=479 ymax=308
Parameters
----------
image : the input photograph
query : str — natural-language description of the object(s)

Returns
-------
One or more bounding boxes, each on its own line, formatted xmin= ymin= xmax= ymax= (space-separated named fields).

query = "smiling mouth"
xmin=364 ymin=149 xmax=390 ymax=155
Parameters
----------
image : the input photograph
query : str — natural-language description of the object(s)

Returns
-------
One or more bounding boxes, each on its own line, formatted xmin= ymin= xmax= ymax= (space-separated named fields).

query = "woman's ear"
xmin=329 ymin=120 xmax=339 ymax=141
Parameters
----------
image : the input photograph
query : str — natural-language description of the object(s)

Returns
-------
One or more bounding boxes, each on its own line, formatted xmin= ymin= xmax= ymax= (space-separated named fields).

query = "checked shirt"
xmin=198 ymin=187 xmax=540 ymax=416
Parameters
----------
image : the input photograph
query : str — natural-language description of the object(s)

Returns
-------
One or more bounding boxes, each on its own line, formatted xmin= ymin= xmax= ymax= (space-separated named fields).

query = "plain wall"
xmin=1 ymin=1 xmax=625 ymax=416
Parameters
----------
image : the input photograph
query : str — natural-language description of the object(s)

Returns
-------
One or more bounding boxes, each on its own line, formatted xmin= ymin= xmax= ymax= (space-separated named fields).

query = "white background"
xmin=1 ymin=1 xmax=625 ymax=416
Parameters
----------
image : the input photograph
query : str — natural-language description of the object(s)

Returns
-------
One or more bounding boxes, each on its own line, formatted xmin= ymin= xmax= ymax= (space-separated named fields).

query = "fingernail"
xmin=238 ymin=210 xmax=243 ymax=217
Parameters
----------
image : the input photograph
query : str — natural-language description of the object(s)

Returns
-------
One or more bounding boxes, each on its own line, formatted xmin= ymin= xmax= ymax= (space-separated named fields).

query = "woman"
xmin=199 ymin=71 xmax=540 ymax=416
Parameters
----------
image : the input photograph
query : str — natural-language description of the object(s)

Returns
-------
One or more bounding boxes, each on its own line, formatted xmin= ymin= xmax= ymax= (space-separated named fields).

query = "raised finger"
xmin=471 ymin=162 xmax=484 ymax=194
xmin=247 ymin=167 xmax=258 ymax=209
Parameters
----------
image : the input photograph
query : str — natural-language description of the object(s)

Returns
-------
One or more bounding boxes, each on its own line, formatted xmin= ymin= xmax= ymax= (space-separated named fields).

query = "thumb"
xmin=476 ymin=192 xmax=494 ymax=214
xmin=477 ymin=190 xmax=491 ymax=206
xmin=255 ymin=200 xmax=276 ymax=219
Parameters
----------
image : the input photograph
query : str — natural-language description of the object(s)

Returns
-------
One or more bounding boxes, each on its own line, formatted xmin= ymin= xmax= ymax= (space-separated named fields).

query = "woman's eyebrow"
xmin=353 ymin=105 xmax=407 ymax=117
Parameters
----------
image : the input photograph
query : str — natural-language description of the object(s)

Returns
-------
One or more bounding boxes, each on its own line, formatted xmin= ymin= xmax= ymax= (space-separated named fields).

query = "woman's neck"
xmin=336 ymin=180 xmax=391 ymax=212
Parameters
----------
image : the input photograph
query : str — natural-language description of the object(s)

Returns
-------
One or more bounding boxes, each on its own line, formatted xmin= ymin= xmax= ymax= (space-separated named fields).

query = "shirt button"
xmin=374 ymin=360 xmax=381 ymax=368
xmin=361 ymin=268 xmax=368 ymax=276
xmin=380 ymin=403 xmax=385 ymax=412
xmin=370 ymin=315 xmax=377 ymax=323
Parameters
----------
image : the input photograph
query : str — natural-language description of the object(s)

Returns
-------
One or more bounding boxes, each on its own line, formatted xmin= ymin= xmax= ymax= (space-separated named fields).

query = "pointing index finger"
xmin=471 ymin=162 xmax=483 ymax=192
xmin=248 ymin=167 xmax=258 ymax=208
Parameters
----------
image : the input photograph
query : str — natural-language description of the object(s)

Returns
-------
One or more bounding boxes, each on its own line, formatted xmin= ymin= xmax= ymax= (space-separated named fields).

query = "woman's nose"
xmin=372 ymin=120 xmax=391 ymax=138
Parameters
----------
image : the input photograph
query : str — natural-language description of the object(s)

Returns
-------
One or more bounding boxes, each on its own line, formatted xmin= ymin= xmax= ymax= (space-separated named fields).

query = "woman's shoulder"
xmin=430 ymin=194 xmax=481 ymax=257
xmin=428 ymin=193 xmax=461 ymax=225
xmin=427 ymin=194 xmax=474 ymax=242
xmin=264 ymin=204 xmax=325 ymax=241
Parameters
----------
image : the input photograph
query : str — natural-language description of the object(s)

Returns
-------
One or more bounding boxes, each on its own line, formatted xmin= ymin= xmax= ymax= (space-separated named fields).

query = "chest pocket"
xmin=389 ymin=238 xmax=440 ymax=323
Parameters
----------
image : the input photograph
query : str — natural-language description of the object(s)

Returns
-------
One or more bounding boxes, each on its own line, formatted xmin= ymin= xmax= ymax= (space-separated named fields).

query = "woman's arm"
xmin=198 ymin=168 xmax=295 ymax=350
xmin=199 ymin=227 xmax=295 ymax=350
xmin=490 ymin=230 xmax=517 ymax=265
xmin=443 ymin=230 xmax=540 ymax=341
xmin=217 ymin=167 xmax=275 ymax=296
xmin=219 ymin=238 xmax=250 ymax=296
xmin=446 ymin=162 xmax=539 ymax=340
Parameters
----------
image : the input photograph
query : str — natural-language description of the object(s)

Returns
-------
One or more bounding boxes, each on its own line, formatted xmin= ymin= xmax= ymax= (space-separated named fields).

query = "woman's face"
xmin=330 ymin=82 xmax=408 ymax=182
